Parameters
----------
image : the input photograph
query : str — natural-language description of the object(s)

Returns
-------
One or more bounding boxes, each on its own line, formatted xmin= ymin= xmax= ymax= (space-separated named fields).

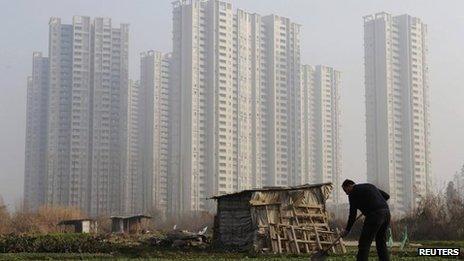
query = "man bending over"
xmin=341 ymin=179 xmax=391 ymax=261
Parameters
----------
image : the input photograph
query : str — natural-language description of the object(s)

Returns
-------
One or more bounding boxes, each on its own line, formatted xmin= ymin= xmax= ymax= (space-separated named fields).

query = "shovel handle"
xmin=320 ymin=214 xmax=363 ymax=252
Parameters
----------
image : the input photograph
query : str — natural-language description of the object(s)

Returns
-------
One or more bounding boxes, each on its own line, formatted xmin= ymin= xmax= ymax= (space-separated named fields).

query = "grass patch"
xmin=1 ymin=235 xmax=462 ymax=260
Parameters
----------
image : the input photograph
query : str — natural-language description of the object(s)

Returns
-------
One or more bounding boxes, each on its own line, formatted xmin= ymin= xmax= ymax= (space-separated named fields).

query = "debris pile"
xmin=152 ymin=226 xmax=209 ymax=249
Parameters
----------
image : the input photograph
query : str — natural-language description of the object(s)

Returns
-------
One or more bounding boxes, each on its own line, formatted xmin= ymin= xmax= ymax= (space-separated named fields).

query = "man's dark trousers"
xmin=357 ymin=209 xmax=391 ymax=261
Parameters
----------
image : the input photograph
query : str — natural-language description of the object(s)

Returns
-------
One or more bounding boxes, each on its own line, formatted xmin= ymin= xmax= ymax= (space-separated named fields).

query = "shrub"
xmin=0 ymin=205 xmax=10 ymax=234
xmin=0 ymin=233 xmax=124 ymax=253
xmin=397 ymin=183 xmax=464 ymax=241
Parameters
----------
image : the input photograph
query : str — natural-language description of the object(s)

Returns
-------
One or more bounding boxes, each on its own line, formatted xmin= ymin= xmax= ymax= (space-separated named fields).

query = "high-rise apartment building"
xmin=301 ymin=65 xmax=342 ymax=204
xmin=169 ymin=0 xmax=302 ymax=214
xmin=138 ymin=51 xmax=171 ymax=214
xmin=453 ymin=165 xmax=464 ymax=201
xmin=24 ymin=52 xmax=49 ymax=211
xmin=25 ymin=16 xmax=129 ymax=216
xmin=364 ymin=12 xmax=432 ymax=213
xmin=125 ymin=79 xmax=142 ymax=214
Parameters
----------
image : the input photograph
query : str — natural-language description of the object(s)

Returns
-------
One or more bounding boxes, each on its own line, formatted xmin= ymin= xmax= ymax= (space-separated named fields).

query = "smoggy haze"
xmin=1 ymin=0 xmax=464 ymax=208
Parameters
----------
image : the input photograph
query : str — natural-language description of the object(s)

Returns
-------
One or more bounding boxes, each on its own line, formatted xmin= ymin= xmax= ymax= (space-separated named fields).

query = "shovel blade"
xmin=310 ymin=250 xmax=328 ymax=261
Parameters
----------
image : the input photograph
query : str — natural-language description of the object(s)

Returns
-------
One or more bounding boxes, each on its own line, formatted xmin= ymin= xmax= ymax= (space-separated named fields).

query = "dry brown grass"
xmin=94 ymin=215 xmax=112 ymax=234
xmin=0 ymin=199 xmax=214 ymax=235
xmin=398 ymin=186 xmax=464 ymax=240
xmin=0 ymin=197 xmax=10 ymax=234
xmin=1 ymin=205 xmax=84 ymax=234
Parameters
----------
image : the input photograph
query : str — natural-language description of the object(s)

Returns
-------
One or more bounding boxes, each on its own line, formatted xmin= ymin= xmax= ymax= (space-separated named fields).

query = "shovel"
xmin=310 ymin=214 xmax=363 ymax=261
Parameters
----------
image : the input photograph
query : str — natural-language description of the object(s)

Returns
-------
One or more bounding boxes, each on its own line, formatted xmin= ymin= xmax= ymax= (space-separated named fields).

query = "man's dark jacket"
xmin=345 ymin=183 xmax=390 ymax=231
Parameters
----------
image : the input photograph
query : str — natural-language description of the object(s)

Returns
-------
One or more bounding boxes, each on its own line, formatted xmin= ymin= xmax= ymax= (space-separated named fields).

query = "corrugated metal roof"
xmin=110 ymin=214 xmax=152 ymax=219
xmin=57 ymin=218 xmax=96 ymax=225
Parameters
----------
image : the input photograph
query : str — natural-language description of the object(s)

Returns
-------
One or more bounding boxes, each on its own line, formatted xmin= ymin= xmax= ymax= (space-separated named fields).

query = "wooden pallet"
xmin=261 ymin=203 xmax=346 ymax=254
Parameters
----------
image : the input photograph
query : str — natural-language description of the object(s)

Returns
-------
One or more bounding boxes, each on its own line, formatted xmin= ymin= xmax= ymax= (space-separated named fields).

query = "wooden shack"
xmin=58 ymin=219 xmax=98 ymax=233
xmin=212 ymin=183 xmax=346 ymax=254
xmin=111 ymin=214 xmax=151 ymax=234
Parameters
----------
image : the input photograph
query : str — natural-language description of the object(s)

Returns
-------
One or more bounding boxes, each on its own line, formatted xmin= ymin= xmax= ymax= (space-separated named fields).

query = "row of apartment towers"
xmin=24 ymin=0 xmax=431 ymax=217
xmin=24 ymin=1 xmax=341 ymax=217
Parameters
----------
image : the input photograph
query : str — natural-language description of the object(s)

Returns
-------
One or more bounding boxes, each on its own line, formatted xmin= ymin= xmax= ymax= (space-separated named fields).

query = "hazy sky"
xmin=1 ymin=0 xmax=463 ymax=208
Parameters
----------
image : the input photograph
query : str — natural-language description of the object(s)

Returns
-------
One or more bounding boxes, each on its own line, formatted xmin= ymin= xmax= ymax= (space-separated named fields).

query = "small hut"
xmin=111 ymin=214 xmax=152 ymax=234
xmin=58 ymin=219 xmax=98 ymax=233
xmin=212 ymin=183 xmax=346 ymax=254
